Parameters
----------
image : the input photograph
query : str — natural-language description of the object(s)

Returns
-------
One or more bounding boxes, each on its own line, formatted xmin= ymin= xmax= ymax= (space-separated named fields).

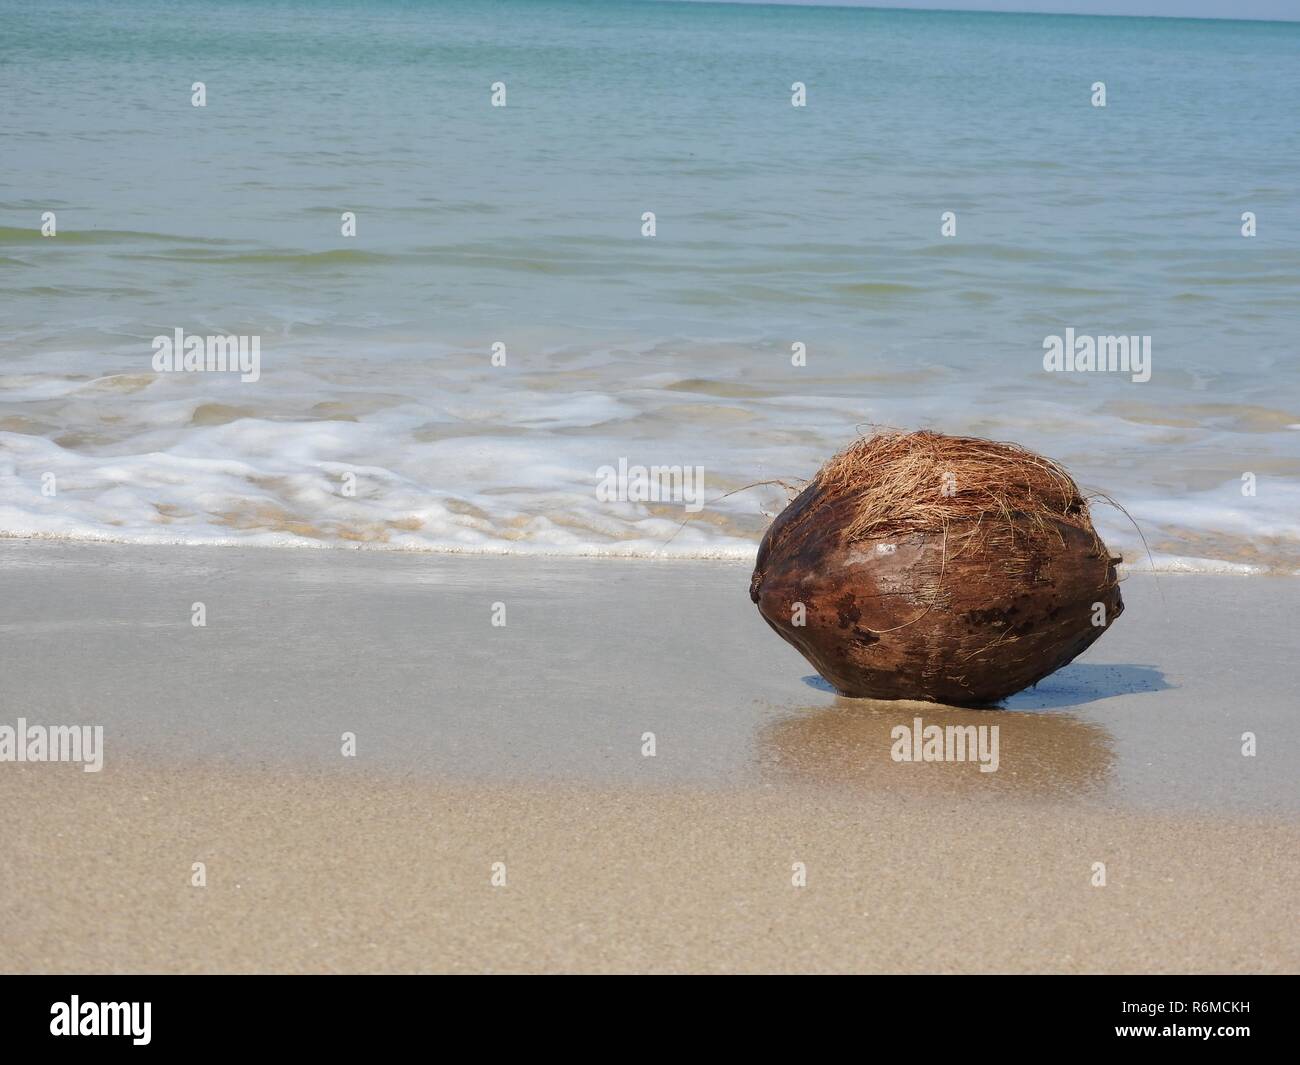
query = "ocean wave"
xmin=120 ymin=248 xmax=402 ymax=267
xmin=2 ymin=349 xmax=1298 ymax=575
xmin=0 ymin=226 xmax=239 ymax=247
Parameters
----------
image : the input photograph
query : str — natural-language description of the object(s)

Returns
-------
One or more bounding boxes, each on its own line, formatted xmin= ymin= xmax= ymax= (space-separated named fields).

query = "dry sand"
xmin=0 ymin=541 xmax=1296 ymax=972
xmin=2 ymin=765 xmax=1296 ymax=974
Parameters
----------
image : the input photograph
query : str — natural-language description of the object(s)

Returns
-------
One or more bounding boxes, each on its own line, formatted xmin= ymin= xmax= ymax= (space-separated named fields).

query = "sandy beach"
xmin=4 ymin=764 xmax=1297 ymax=974
xmin=1 ymin=540 xmax=1296 ymax=973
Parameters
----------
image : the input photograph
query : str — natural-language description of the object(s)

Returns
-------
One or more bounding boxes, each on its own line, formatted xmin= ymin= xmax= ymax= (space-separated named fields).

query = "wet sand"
xmin=0 ymin=541 xmax=1297 ymax=972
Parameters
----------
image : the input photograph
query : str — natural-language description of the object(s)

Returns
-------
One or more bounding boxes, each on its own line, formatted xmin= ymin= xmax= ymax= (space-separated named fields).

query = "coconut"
xmin=749 ymin=430 xmax=1123 ymax=706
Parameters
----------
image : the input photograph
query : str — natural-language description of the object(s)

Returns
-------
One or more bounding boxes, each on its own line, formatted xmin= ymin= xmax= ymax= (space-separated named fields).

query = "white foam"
xmin=2 ymin=347 xmax=1298 ymax=571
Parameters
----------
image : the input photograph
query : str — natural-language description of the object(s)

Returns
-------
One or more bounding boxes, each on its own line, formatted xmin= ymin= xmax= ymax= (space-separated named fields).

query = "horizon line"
xmin=657 ymin=0 xmax=1300 ymax=25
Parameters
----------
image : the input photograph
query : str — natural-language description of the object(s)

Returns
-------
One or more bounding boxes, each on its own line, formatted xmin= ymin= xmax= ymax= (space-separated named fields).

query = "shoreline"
xmin=1 ymin=531 xmax=1294 ymax=576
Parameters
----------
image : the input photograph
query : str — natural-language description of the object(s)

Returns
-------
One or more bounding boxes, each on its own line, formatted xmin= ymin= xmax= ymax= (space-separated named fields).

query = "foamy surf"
xmin=2 ymin=345 xmax=1297 ymax=573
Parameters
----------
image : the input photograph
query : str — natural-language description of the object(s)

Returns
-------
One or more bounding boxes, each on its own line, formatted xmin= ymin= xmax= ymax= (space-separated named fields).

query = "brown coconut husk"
xmin=750 ymin=429 xmax=1123 ymax=706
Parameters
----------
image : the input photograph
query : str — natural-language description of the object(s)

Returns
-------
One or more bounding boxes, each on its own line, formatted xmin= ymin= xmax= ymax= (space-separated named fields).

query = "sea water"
xmin=2 ymin=0 xmax=1298 ymax=569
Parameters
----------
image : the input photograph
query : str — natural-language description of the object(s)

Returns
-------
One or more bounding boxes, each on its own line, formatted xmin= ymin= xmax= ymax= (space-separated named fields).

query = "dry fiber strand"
xmin=749 ymin=429 xmax=1123 ymax=706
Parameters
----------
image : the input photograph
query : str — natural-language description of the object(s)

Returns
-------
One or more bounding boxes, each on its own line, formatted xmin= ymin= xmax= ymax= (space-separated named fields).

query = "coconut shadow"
xmin=1001 ymin=662 xmax=1171 ymax=710
xmin=800 ymin=660 xmax=1170 ymax=709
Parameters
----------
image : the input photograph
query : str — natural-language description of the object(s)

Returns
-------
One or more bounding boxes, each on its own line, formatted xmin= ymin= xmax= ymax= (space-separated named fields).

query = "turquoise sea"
xmin=2 ymin=0 xmax=1299 ymax=568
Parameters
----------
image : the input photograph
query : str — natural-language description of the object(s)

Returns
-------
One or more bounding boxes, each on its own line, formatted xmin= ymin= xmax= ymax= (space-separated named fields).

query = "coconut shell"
xmin=750 ymin=433 xmax=1123 ymax=706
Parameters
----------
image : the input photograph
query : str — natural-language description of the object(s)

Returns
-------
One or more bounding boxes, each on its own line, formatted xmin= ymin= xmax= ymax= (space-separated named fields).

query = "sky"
xmin=674 ymin=0 xmax=1300 ymax=21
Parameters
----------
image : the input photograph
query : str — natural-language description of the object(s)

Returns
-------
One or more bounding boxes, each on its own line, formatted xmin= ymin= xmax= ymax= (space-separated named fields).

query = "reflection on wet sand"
xmin=758 ymin=696 xmax=1115 ymax=800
